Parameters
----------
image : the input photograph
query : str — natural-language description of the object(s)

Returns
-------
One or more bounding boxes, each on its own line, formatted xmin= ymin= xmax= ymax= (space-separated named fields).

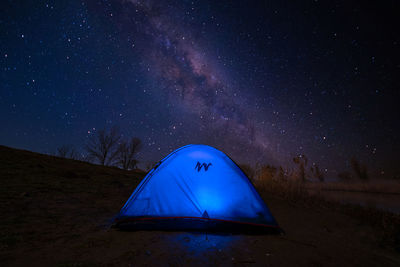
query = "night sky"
xmin=1 ymin=0 xmax=399 ymax=178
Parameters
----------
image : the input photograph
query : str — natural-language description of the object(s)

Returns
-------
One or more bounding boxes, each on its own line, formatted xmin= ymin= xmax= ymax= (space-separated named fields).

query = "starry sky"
xmin=1 ymin=0 xmax=399 ymax=178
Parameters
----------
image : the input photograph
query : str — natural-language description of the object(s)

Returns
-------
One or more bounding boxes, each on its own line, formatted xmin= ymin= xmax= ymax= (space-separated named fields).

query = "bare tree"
xmin=293 ymin=154 xmax=308 ymax=182
xmin=146 ymin=161 xmax=158 ymax=171
xmin=311 ymin=164 xmax=324 ymax=182
xmin=116 ymin=137 xmax=142 ymax=170
xmin=85 ymin=127 xmax=121 ymax=166
xmin=351 ymin=157 xmax=369 ymax=181
xmin=277 ymin=166 xmax=286 ymax=181
xmin=57 ymin=145 xmax=79 ymax=160
xmin=57 ymin=145 xmax=69 ymax=158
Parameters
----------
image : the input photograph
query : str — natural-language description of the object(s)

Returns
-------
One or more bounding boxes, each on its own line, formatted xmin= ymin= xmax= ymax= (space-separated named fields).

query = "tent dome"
xmin=115 ymin=144 xmax=280 ymax=233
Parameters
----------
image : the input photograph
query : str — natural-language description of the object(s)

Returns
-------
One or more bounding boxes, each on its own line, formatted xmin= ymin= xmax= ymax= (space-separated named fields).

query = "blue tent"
xmin=115 ymin=145 xmax=280 ymax=233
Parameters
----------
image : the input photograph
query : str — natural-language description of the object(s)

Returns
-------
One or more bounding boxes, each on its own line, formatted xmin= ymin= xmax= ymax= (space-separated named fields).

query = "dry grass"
xmin=252 ymin=164 xmax=308 ymax=201
xmin=306 ymin=180 xmax=400 ymax=195
xmin=255 ymin=177 xmax=308 ymax=201
xmin=252 ymin=164 xmax=400 ymax=251
xmin=0 ymin=145 xmax=145 ymax=254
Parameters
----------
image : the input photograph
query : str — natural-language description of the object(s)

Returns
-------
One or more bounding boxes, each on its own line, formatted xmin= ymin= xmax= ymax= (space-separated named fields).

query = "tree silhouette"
xmin=277 ymin=166 xmax=286 ymax=181
xmin=311 ymin=164 xmax=324 ymax=182
xmin=350 ymin=157 xmax=369 ymax=181
xmin=56 ymin=145 xmax=79 ymax=160
xmin=293 ymin=154 xmax=308 ymax=182
xmin=116 ymin=137 xmax=142 ymax=170
xmin=85 ymin=127 xmax=121 ymax=166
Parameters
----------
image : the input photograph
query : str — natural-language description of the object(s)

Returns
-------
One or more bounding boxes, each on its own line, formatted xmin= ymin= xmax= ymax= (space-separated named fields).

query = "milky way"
xmin=120 ymin=0 xmax=280 ymax=164
xmin=1 ymin=0 xmax=399 ymax=178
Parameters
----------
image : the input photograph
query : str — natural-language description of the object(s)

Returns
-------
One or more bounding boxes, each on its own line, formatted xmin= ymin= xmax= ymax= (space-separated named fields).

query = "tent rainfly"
xmin=115 ymin=144 xmax=281 ymax=233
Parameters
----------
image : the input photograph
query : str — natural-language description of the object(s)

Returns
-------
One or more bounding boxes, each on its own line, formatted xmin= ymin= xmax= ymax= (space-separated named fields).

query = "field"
xmin=0 ymin=145 xmax=399 ymax=266
xmin=306 ymin=181 xmax=400 ymax=195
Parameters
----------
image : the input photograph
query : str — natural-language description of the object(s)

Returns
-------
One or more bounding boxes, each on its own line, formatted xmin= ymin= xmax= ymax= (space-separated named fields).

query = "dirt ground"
xmin=1 ymin=145 xmax=399 ymax=266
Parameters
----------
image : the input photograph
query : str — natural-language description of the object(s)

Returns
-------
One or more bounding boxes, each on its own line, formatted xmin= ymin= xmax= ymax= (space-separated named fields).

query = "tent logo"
xmin=195 ymin=162 xmax=212 ymax=172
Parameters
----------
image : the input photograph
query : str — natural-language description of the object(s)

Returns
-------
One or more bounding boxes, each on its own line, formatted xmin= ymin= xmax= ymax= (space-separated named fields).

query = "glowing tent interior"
xmin=115 ymin=144 xmax=281 ymax=233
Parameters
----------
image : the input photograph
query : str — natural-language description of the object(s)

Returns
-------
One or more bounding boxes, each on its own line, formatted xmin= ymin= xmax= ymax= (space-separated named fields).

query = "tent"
xmin=115 ymin=144 xmax=281 ymax=233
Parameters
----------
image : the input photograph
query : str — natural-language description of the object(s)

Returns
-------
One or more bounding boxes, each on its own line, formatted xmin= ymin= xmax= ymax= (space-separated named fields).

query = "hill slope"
xmin=0 ymin=145 xmax=144 ymax=265
xmin=0 ymin=145 xmax=399 ymax=266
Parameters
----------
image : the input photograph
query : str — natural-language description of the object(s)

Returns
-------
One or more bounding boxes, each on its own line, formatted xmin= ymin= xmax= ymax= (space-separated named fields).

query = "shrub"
xmin=350 ymin=157 xmax=369 ymax=181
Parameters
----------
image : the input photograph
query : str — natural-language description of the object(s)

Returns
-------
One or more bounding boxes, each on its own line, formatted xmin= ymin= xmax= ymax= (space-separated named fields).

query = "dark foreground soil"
xmin=0 ymin=145 xmax=399 ymax=266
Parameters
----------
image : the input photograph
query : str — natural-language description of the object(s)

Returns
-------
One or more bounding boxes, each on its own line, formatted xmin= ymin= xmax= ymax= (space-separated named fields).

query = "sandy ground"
xmin=1 ymin=145 xmax=399 ymax=266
